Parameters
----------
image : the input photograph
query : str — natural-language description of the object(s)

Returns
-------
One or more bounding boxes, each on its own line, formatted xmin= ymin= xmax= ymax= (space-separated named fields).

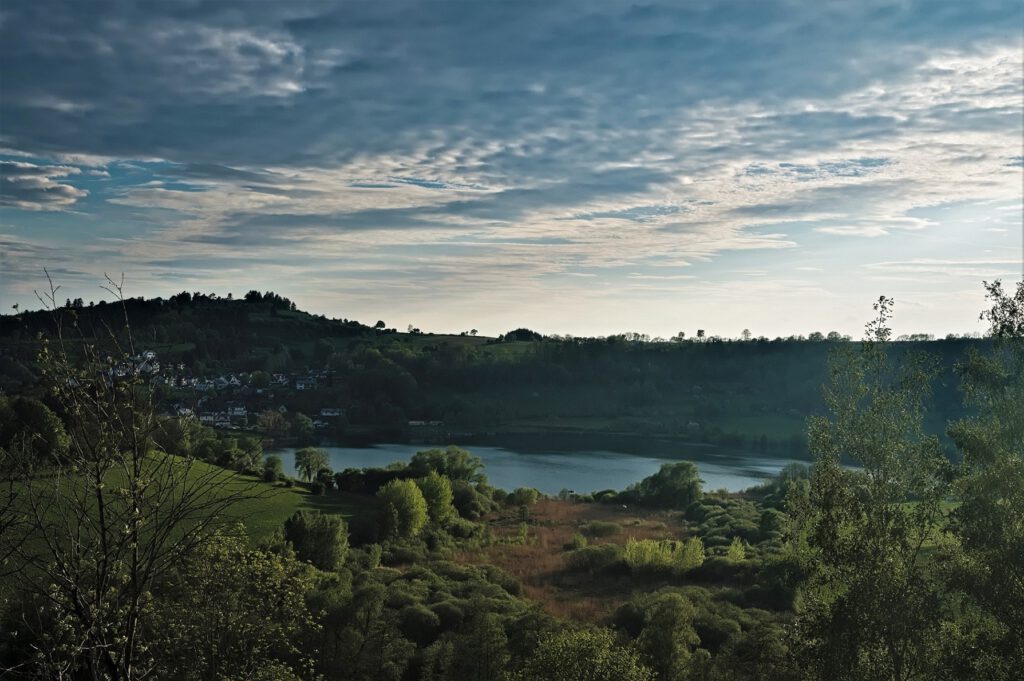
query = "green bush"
xmin=283 ymin=510 xmax=348 ymax=571
xmin=262 ymin=455 xmax=284 ymax=482
xmin=582 ymin=521 xmax=621 ymax=537
xmin=509 ymin=487 xmax=541 ymax=506
xmin=623 ymin=537 xmax=705 ymax=574
xmin=429 ymin=601 xmax=465 ymax=632
xmin=399 ymin=604 xmax=441 ymax=646
xmin=564 ymin=533 xmax=588 ymax=550
xmin=566 ymin=543 xmax=623 ymax=573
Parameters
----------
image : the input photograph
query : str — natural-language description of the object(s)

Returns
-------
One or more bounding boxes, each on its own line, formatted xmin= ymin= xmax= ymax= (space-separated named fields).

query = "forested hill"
xmin=0 ymin=291 xmax=988 ymax=454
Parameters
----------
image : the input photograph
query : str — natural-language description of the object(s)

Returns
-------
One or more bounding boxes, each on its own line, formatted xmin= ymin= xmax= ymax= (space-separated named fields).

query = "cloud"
xmin=0 ymin=0 xmax=1020 ymax=336
xmin=0 ymin=160 xmax=88 ymax=210
xmin=865 ymin=258 xmax=1024 ymax=279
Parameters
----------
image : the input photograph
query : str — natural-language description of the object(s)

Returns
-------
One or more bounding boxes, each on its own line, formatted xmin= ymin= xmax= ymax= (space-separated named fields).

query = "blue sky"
xmin=1 ymin=0 xmax=1021 ymax=338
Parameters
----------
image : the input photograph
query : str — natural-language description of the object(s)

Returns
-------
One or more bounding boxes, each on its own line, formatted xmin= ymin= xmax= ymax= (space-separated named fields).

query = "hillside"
xmin=0 ymin=292 xmax=987 ymax=456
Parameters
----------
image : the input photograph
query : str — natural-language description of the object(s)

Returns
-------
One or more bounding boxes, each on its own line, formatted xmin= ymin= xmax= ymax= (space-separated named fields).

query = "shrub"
xmin=430 ymin=601 xmax=464 ymax=632
xmin=448 ymin=517 xmax=482 ymax=540
xmin=623 ymin=538 xmax=675 ymax=572
xmin=283 ymin=510 xmax=348 ymax=571
xmin=582 ymin=521 xmax=621 ymax=537
xmin=262 ymin=455 xmax=284 ymax=482
xmin=633 ymin=461 xmax=702 ymax=508
xmin=623 ymin=537 xmax=705 ymax=574
xmin=694 ymin=613 xmax=742 ymax=652
xmin=382 ymin=542 xmax=425 ymax=566
xmin=377 ymin=479 xmax=429 ymax=538
xmin=315 ymin=466 xmax=335 ymax=491
xmin=566 ymin=544 xmax=623 ymax=573
xmin=509 ymin=487 xmax=541 ymax=506
xmin=519 ymin=628 xmax=654 ymax=681
xmin=416 ymin=471 xmax=457 ymax=524
xmin=726 ymin=537 xmax=746 ymax=562
xmin=451 ymin=480 xmax=491 ymax=519
xmin=564 ymin=533 xmax=588 ymax=551
xmin=399 ymin=604 xmax=441 ymax=646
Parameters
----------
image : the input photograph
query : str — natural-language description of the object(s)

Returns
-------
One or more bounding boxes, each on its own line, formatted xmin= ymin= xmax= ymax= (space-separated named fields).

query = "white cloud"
xmin=0 ymin=161 xmax=88 ymax=210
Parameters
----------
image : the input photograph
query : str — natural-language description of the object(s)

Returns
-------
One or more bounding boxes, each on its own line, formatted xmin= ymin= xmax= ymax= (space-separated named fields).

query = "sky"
xmin=1 ymin=0 xmax=1022 ymax=339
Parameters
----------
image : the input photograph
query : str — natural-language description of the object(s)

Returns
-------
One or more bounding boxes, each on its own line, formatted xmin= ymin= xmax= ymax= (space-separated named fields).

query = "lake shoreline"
xmin=268 ymin=442 xmax=808 ymax=495
xmin=287 ymin=429 xmax=811 ymax=463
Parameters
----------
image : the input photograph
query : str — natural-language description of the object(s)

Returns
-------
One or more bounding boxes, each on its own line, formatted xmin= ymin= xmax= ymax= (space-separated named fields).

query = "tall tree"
xmin=377 ymin=479 xmax=428 ymax=538
xmin=944 ymin=280 xmax=1024 ymax=679
xmin=416 ymin=471 xmax=456 ymax=524
xmin=0 ymin=277 xmax=266 ymax=679
xmin=790 ymin=296 xmax=951 ymax=681
xmin=295 ymin=447 xmax=329 ymax=482
xmin=284 ymin=510 xmax=349 ymax=571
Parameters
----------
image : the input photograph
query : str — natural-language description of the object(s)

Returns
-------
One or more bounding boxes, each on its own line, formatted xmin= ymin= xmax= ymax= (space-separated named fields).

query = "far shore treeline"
xmin=0 ymin=290 xmax=991 ymax=456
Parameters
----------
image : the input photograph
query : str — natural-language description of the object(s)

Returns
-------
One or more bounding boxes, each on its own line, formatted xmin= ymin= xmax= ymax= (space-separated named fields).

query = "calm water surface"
xmin=273 ymin=443 xmax=803 ymax=494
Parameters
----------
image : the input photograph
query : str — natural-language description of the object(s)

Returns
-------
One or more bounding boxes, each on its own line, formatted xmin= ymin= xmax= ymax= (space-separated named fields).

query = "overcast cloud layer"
xmin=1 ymin=0 xmax=1021 ymax=337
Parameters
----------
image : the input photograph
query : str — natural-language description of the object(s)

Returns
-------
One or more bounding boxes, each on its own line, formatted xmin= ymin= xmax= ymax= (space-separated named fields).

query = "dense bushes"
xmin=378 ymin=479 xmax=430 ymax=538
xmin=284 ymin=510 xmax=349 ymax=571
xmin=566 ymin=543 xmax=624 ymax=574
xmin=629 ymin=461 xmax=703 ymax=508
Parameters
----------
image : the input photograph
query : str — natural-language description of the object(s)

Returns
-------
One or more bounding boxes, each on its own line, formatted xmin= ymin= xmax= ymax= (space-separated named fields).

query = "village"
xmin=122 ymin=350 xmax=447 ymax=441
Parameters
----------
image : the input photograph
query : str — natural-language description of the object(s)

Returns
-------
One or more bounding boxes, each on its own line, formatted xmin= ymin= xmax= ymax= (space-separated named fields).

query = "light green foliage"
xmin=377 ymin=478 xmax=429 ymax=538
xmin=516 ymin=627 xmax=654 ymax=681
xmin=679 ymin=537 xmax=706 ymax=569
xmin=284 ymin=509 xmax=349 ymax=571
xmin=149 ymin=529 xmax=317 ymax=680
xmin=791 ymin=296 xmax=952 ymax=681
xmin=416 ymin=471 xmax=456 ymax=524
xmin=516 ymin=522 xmax=530 ymax=544
xmin=509 ymin=487 xmax=540 ymax=506
xmin=624 ymin=537 xmax=675 ymax=571
xmin=623 ymin=537 xmax=705 ymax=573
xmin=633 ymin=461 xmax=702 ymax=508
xmin=294 ymin=447 xmax=329 ymax=482
xmin=565 ymin=533 xmax=588 ymax=550
xmin=726 ymin=537 xmax=746 ymax=562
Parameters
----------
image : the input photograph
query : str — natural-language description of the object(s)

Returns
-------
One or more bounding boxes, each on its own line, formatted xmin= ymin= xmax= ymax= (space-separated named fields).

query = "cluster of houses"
xmin=179 ymin=402 xmax=347 ymax=432
xmin=137 ymin=350 xmax=346 ymax=431
xmin=112 ymin=351 xmax=180 ymax=379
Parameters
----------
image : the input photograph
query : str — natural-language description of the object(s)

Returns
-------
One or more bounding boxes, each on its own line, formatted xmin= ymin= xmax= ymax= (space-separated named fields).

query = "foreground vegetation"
xmin=0 ymin=280 xmax=1020 ymax=680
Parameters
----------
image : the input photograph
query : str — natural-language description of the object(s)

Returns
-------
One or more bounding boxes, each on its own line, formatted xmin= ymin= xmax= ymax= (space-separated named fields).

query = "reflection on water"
xmin=273 ymin=443 xmax=804 ymax=494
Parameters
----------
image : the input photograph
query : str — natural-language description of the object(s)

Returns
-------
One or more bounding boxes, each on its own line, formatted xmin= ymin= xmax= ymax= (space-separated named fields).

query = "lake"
xmin=271 ymin=443 xmax=805 ymax=494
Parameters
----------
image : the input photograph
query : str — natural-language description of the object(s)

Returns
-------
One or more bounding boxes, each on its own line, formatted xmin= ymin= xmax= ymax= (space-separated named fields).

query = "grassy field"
xmin=6 ymin=456 xmax=376 ymax=549
xmin=454 ymin=498 xmax=686 ymax=622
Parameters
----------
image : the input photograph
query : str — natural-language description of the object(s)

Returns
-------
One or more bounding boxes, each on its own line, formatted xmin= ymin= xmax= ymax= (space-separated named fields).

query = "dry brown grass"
xmin=454 ymin=499 xmax=689 ymax=623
